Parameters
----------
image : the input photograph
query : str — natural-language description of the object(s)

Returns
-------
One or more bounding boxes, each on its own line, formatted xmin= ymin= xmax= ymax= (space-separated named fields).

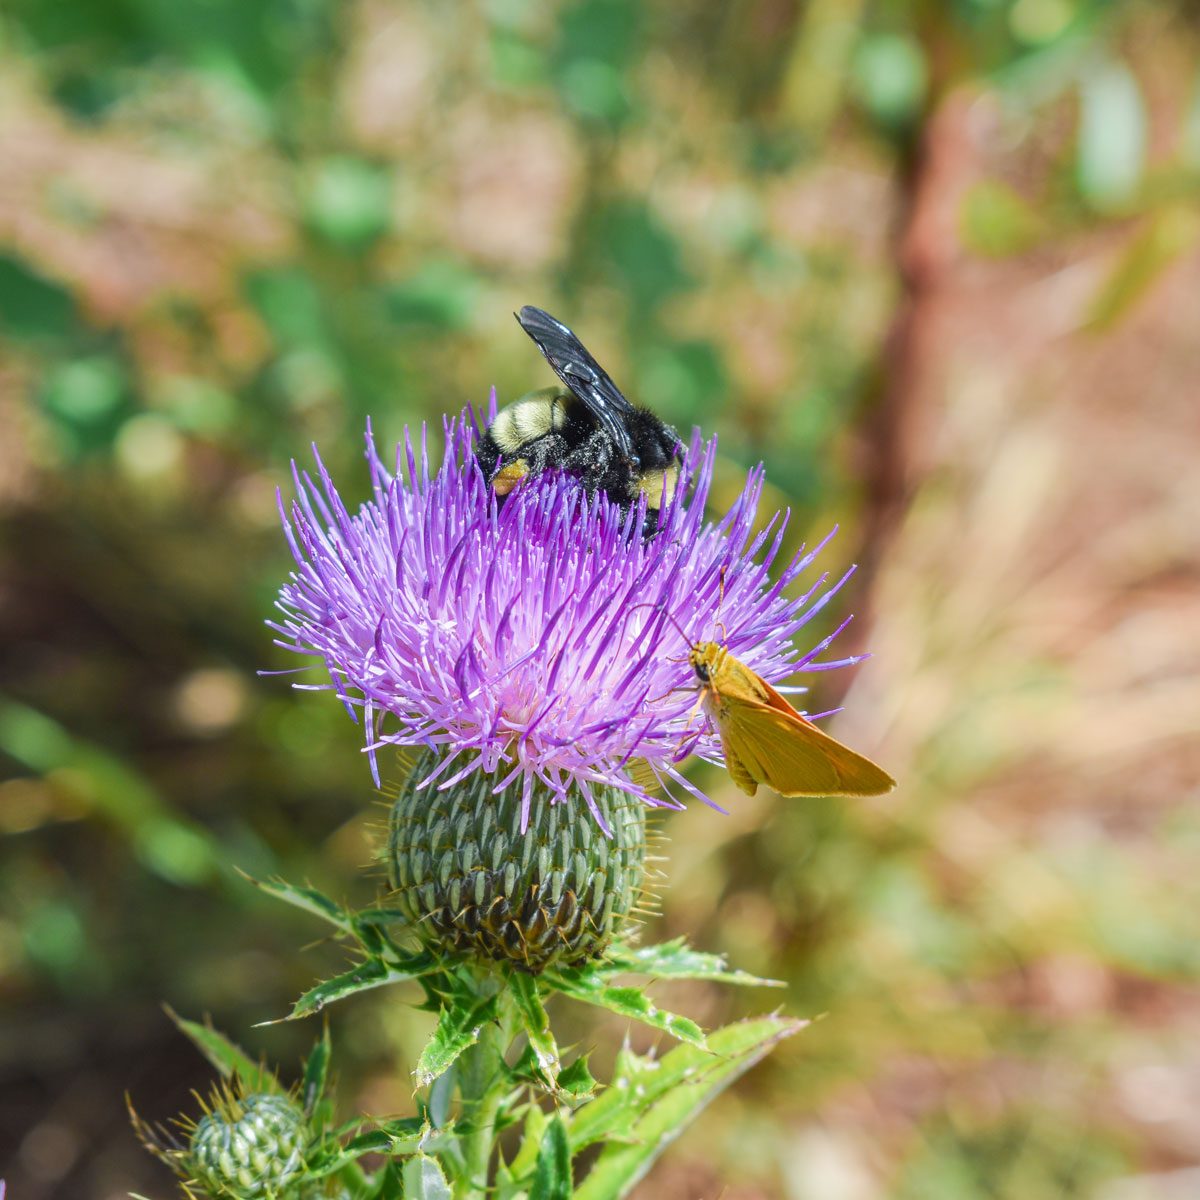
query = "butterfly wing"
xmin=718 ymin=694 xmax=896 ymax=798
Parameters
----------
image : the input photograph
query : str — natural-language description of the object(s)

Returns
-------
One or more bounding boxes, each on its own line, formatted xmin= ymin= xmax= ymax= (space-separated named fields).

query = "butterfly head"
xmin=688 ymin=641 xmax=724 ymax=685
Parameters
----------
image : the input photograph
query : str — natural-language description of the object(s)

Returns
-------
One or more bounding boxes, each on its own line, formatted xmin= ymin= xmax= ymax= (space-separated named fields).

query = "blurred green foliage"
xmin=2 ymin=0 xmax=1198 ymax=1197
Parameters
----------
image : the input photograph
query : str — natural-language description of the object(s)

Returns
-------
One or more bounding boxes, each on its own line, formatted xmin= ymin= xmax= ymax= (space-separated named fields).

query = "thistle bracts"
xmin=190 ymin=1093 xmax=307 ymax=1199
xmin=387 ymin=749 xmax=647 ymax=970
xmin=131 ymin=1074 xmax=311 ymax=1200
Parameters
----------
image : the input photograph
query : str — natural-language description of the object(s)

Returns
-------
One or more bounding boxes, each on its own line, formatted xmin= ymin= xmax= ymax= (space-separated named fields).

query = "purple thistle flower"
xmin=271 ymin=395 xmax=866 ymax=833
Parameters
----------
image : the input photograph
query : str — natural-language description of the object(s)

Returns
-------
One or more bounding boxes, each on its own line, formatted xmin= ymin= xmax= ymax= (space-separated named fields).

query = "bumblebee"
xmin=476 ymin=305 xmax=683 ymax=536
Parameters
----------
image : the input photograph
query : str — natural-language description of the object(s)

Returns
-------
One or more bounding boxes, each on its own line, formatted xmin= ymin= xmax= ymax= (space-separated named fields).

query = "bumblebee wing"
xmin=720 ymin=696 xmax=896 ymax=798
xmin=516 ymin=306 xmax=635 ymax=459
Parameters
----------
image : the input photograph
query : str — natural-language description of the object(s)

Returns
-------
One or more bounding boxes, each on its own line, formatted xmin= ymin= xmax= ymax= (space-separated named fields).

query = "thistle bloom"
xmin=272 ymin=397 xmax=864 ymax=834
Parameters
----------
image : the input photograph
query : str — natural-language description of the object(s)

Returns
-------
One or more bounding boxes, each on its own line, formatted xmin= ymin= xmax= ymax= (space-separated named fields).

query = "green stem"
xmin=454 ymin=973 xmax=515 ymax=1199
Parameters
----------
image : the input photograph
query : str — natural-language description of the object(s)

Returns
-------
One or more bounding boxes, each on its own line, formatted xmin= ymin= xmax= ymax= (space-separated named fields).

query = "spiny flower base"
xmin=387 ymin=750 xmax=647 ymax=971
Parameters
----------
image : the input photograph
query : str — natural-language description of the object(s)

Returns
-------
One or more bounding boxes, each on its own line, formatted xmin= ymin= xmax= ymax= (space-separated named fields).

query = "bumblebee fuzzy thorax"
xmin=485 ymin=386 xmax=570 ymax=456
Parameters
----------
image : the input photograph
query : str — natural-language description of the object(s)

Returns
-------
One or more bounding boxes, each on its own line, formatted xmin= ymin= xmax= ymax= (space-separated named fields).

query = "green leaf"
xmin=564 ymin=1044 xmax=654 ymax=1152
xmin=265 ymin=956 xmax=438 ymax=1023
xmin=370 ymin=1160 xmax=405 ymax=1200
xmin=545 ymin=967 xmax=706 ymax=1048
xmin=343 ymin=1130 xmax=396 ymax=1156
xmin=572 ymin=1016 xmax=806 ymax=1199
xmin=530 ymin=1114 xmax=572 ymax=1200
xmin=377 ymin=1116 xmax=428 ymax=1136
xmin=301 ymin=1023 xmax=332 ymax=1112
xmin=368 ymin=1117 xmax=461 ymax=1166
xmin=557 ymin=1054 xmax=598 ymax=1102
xmin=508 ymin=970 xmax=560 ymax=1082
xmin=507 ymin=1103 xmax=548 ymax=1180
xmin=303 ymin=1128 xmax=399 ymax=1181
xmin=428 ymin=1063 xmax=456 ymax=1128
xmin=508 ymin=1042 xmax=543 ymax=1085
xmin=403 ymin=1153 xmax=453 ymax=1200
xmin=242 ymin=874 xmax=355 ymax=934
xmin=167 ymin=1010 xmax=279 ymax=1092
xmin=605 ymin=938 xmax=783 ymax=988
xmin=414 ymin=993 xmax=501 ymax=1087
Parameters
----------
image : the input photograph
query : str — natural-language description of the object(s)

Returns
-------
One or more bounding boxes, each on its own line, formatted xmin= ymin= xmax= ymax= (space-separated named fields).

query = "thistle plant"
xmin=133 ymin=396 xmax=874 ymax=1199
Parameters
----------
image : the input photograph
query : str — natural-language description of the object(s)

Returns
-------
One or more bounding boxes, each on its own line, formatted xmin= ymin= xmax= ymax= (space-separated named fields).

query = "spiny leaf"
xmin=414 ymin=993 xmax=501 ymax=1087
xmin=507 ymin=1103 xmax=548 ymax=1180
xmin=166 ymin=1009 xmax=280 ymax=1092
xmin=374 ymin=1116 xmax=429 ymax=1153
xmin=545 ymin=968 xmax=706 ymax=1048
xmin=262 ymin=955 xmax=438 ymax=1024
xmin=572 ymin=1016 xmax=807 ymax=1199
xmin=303 ymin=1129 xmax=398 ymax=1181
xmin=242 ymin=873 xmax=355 ymax=934
xmin=604 ymin=937 xmax=783 ymax=987
xmin=530 ymin=1114 xmax=572 ymax=1200
xmin=301 ymin=1022 xmax=332 ymax=1112
xmin=344 ymin=1130 xmax=396 ymax=1156
xmin=509 ymin=970 xmax=560 ymax=1082
xmin=403 ymin=1153 xmax=453 ymax=1200
xmin=371 ymin=1160 xmax=405 ymax=1200
xmin=565 ymin=1043 xmax=658 ymax=1152
xmin=557 ymin=1054 xmax=598 ymax=1102
xmin=428 ymin=1064 xmax=456 ymax=1128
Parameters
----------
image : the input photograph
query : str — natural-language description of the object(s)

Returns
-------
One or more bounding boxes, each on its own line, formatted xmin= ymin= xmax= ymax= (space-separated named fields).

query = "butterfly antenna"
xmin=715 ymin=565 xmax=729 ymax=643
xmin=625 ymin=600 xmax=694 ymax=649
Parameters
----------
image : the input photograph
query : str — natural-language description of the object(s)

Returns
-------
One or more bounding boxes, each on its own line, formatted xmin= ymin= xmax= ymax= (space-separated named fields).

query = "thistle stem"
xmin=455 ymin=972 xmax=514 ymax=1199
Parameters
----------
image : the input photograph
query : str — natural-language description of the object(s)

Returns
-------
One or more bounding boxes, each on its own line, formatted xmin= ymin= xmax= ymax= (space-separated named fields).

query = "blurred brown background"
xmin=1 ymin=0 xmax=1199 ymax=1197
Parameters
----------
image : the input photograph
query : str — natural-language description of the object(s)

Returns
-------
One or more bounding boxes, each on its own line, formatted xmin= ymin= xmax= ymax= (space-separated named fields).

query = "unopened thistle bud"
xmin=387 ymin=748 xmax=647 ymax=970
xmin=189 ymin=1093 xmax=308 ymax=1200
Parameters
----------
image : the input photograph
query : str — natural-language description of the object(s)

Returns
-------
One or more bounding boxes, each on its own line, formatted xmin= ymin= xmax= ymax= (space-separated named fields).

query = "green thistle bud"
xmin=387 ymin=749 xmax=648 ymax=971
xmin=189 ymin=1093 xmax=307 ymax=1199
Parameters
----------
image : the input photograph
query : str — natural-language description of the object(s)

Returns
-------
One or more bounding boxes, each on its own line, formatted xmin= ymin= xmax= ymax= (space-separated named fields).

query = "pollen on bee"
xmin=492 ymin=461 xmax=530 ymax=496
